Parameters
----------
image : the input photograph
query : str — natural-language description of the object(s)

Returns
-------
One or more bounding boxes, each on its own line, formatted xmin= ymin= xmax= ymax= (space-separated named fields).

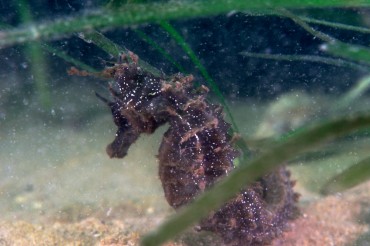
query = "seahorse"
xmin=97 ymin=53 xmax=299 ymax=245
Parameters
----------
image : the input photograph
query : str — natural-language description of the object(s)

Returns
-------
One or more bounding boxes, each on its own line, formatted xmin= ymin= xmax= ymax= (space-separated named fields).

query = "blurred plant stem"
xmin=24 ymin=42 xmax=51 ymax=108
xmin=1 ymin=0 xmax=370 ymax=48
xmin=321 ymin=155 xmax=370 ymax=194
xmin=17 ymin=0 xmax=51 ymax=109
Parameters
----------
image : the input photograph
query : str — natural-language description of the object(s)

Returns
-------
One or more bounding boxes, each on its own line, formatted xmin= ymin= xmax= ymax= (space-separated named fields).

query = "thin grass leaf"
xmin=279 ymin=9 xmax=370 ymax=112
xmin=335 ymin=75 xmax=370 ymax=110
xmin=134 ymin=29 xmax=187 ymax=73
xmin=240 ymin=52 xmax=369 ymax=71
xmin=1 ymin=0 xmax=370 ymax=48
xmin=78 ymin=30 xmax=121 ymax=57
xmin=159 ymin=21 xmax=250 ymax=158
xmin=281 ymin=9 xmax=370 ymax=65
xmin=279 ymin=8 xmax=334 ymax=42
xmin=299 ymin=16 xmax=370 ymax=34
xmin=244 ymin=10 xmax=370 ymax=34
xmin=323 ymin=41 xmax=370 ymax=65
xmin=321 ymin=155 xmax=370 ymax=195
xmin=159 ymin=21 xmax=239 ymax=132
xmin=41 ymin=44 xmax=98 ymax=72
xmin=78 ymin=30 xmax=162 ymax=76
xmin=141 ymin=113 xmax=370 ymax=246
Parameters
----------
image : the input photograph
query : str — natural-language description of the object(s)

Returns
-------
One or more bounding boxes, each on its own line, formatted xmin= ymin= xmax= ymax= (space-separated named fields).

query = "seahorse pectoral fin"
xmin=106 ymin=127 xmax=140 ymax=158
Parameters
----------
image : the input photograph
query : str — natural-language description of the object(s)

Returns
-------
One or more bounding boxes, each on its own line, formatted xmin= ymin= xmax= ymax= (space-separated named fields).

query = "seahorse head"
xmin=101 ymin=55 xmax=167 ymax=158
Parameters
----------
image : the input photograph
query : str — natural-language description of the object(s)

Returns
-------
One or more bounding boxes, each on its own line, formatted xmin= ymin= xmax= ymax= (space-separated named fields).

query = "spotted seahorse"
xmin=97 ymin=53 xmax=299 ymax=245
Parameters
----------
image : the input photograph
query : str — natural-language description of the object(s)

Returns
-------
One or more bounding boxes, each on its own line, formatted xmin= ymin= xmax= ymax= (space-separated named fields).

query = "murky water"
xmin=1 ymin=2 xmax=370 ymax=245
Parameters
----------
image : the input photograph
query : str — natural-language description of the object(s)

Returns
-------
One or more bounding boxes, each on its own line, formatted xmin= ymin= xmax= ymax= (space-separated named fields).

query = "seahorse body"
xmin=100 ymin=54 xmax=299 ymax=245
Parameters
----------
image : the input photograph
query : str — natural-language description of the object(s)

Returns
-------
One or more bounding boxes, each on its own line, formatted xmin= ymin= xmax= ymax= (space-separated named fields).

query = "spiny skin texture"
xmin=99 ymin=54 xmax=299 ymax=245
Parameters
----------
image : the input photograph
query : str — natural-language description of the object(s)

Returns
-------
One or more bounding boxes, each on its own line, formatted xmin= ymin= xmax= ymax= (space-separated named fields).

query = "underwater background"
xmin=1 ymin=1 xmax=370 ymax=245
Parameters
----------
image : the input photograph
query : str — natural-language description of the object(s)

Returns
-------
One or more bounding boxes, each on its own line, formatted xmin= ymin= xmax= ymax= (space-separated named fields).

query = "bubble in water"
xmin=22 ymin=98 xmax=29 ymax=105
xmin=319 ymin=43 xmax=328 ymax=51
xmin=21 ymin=62 xmax=28 ymax=69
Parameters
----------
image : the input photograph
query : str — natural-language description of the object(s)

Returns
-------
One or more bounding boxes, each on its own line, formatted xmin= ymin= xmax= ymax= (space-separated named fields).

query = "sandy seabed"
xmin=1 ymin=100 xmax=369 ymax=245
